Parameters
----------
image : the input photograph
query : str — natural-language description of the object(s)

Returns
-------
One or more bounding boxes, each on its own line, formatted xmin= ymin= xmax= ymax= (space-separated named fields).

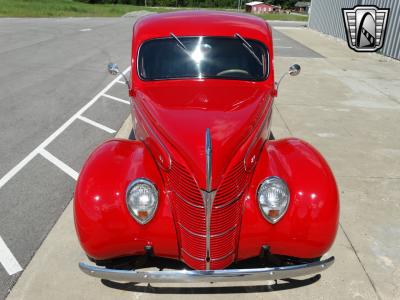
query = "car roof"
xmin=133 ymin=10 xmax=272 ymax=45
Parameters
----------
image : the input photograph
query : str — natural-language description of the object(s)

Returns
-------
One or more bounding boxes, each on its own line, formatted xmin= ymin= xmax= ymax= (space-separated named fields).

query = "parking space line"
xmin=275 ymin=46 xmax=293 ymax=49
xmin=78 ymin=116 xmax=116 ymax=134
xmin=0 ymin=236 xmax=22 ymax=275
xmin=39 ymin=149 xmax=79 ymax=181
xmin=0 ymin=66 xmax=131 ymax=191
xmin=0 ymin=151 xmax=38 ymax=193
xmin=116 ymin=80 xmax=127 ymax=85
xmin=103 ymin=94 xmax=130 ymax=105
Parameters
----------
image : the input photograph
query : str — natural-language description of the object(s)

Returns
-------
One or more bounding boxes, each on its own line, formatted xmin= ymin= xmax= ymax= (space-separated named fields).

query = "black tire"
xmin=129 ymin=129 xmax=136 ymax=140
xmin=269 ymin=131 xmax=275 ymax=140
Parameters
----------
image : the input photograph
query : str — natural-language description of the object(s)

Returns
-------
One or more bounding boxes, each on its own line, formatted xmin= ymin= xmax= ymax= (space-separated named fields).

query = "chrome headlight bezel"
xmin=126 ymin=178 xmax=158 ymax=225
xmin=257 ymin=176 xmax=290 ymax=224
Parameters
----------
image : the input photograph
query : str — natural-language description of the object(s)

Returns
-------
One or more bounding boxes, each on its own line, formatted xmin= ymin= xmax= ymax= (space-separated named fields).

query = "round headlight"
xmin=257 ymin=176 xmax=290 ymax=224
xmin=126 ymin=179 xmax=158 ymax=225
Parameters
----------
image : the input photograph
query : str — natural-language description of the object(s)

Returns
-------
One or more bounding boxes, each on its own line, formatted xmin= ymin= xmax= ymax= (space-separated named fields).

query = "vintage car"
xmin=75 ymin=11 xmax=339 ymax=283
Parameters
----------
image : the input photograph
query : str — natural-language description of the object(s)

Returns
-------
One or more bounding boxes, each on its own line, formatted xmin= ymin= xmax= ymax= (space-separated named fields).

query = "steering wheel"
xmin=216 ymin=69 xmax=250 ymax=76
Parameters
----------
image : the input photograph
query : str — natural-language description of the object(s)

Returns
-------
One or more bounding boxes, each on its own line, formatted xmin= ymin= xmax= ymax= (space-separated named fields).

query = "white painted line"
xmin=273 ymin=38 xmax=281 ymax=41
xmin=0 ymin=151 xmax=38 ymax=192
xmin=39 ymin=149 xmax=79 ymax=181
xmin=116 ymin=80 xmax=127 ymax=85
xmin=102 ymin=94 xmax=130 ymax=105
xmin=0 ymin=236 xmax=22 ymax=275
xmin=78 ymin=116 xmax=116 ymax=134
xmin=274 ymin=46 xmax=293 ymax=49
xmin=79 ymin=28 xmax=92 ymax=32
xmin=0 ymin=67 xmax=131 ymax=191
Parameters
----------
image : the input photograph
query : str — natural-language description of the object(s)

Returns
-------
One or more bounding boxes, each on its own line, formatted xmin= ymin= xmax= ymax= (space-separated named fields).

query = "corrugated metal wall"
xmin=308 ymin=0 xmax=400 ymax=60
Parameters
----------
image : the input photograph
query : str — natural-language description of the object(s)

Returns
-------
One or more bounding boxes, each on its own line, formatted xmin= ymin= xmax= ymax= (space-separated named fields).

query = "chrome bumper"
xmin=79 ymin=256 xmax=334 ymax=283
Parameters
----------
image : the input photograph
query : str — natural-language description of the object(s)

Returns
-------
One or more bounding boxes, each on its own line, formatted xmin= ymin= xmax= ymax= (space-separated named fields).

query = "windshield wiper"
xmin=170 ymin=33 xmax=192 ymax=58
xmin=235 ymin=33 xmax=263 ymax=67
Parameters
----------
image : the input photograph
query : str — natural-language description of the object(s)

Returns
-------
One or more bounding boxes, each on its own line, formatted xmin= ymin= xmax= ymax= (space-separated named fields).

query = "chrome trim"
xmin=201 ymin=190 xmax=216 ymax=270
xmin=257 ymin=176 xmax=290 ymax=224
xmin=210 ymin=224 xmax=237 ymax=238
xmin=134 ymin=103 xmax=172 ymax=170
xmin=180 ymin=245 xmax=234 ymax=263
xmin=202 ymin=128 xmax=216 ymax=270
xmin=79 ymin=256 xmax=335 ymax=283
xmin=181 ymin=248 xmax=204 ymax=261
xmin=179 ymin=223 xmax=205 ymax=238
xmin=243 ymin=104 xmax=272 ymax=172
xmin=174 ymin=191 xmax=204 ymax=209
xmin=126 ymin=178 xmax=158 ymax=225
xmin=205 ymin=128 xmax=212 ymax=192
xmin=179 ymin=222 xmax=238 ymax=239
xmin=136 ymin=36 xmax=270 ymax=82
xmin=211 ymin=250 xmax=235 ymax=262
xmin=214 ymin=194 xmax=241 ymax=209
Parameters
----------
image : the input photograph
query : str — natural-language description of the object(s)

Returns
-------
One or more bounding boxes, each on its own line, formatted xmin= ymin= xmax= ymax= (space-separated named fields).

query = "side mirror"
xmin=107 ymin=63 xmax=130 ymax=89
xmin=288 ymin=64 xmax=301 ymax=76
xmin=275 ymin=64 xmax=301 ymax=96
xmin=107 ymin=63 xmax=120 ymax=76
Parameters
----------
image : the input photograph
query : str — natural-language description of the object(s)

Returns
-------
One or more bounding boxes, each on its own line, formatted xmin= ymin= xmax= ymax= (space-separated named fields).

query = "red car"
xmin=75 ymin=11 xmax=339 ymax=283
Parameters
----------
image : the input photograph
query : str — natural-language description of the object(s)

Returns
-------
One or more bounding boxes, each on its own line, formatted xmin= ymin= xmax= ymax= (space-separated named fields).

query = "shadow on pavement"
xmin=101 ymin=275 xmax=321 ymax=294
xmin=97 ymin=255 xmax=321 ymax=294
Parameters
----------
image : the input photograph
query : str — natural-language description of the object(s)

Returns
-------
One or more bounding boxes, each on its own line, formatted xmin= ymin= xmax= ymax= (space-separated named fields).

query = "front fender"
xmin=238 ymin=138 xmax=339 ymax=260
xmin=74 ymin=139 xmax=178 ymax=260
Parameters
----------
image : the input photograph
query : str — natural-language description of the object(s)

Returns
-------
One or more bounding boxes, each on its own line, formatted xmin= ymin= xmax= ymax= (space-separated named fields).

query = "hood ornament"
xmin=201 ymin=128 xmax=216 ymax=270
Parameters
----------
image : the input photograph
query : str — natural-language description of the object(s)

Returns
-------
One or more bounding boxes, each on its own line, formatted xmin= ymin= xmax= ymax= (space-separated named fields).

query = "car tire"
xmin=129 ymin=129 xmax=136 ymax=140
xmin=269 ymin=131 xmax=275 ymax=140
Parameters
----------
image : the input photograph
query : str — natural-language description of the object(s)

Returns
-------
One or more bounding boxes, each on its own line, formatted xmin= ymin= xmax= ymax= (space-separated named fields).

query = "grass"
xmin=258 ymin=13 xmax=308 ymax=22
xmin=0 ymin=0 xmax=172 ymax=17
xmin=0 ymin=0 xmax=308 ymax=20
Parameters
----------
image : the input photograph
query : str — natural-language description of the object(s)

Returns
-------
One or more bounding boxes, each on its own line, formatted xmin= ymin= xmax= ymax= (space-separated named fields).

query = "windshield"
xmin=138 ymin=36 xmax=268 ymax=81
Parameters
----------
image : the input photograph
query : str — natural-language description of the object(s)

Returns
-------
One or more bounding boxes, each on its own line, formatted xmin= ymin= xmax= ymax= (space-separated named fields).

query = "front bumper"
xmin=79 ymin=256 xmax=334 ymax=283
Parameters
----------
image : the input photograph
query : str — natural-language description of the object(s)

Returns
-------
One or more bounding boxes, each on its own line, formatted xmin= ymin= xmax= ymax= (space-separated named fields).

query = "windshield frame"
xmin=136 ymin=36 xmax=270 ymax=82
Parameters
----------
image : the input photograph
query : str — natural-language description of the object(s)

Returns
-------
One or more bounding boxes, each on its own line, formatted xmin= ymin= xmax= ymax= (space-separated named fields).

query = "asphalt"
xmin=0 ymin=16 xmax=138 ymax=298
xmin=3 ymin=16 xmax=399 ymax=300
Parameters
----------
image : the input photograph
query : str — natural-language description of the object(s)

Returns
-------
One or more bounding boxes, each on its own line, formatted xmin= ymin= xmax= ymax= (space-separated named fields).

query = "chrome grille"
xmin=168 ymin=159 xmax=249 ymax=270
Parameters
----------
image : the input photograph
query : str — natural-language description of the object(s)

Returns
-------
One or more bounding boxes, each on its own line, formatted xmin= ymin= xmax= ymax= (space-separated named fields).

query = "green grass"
xmin=0 ymin=0 xmax=309 ymax=20
xmin=258 ymin=13 xmax=308 ymax=22
xmin=0 ymin=0 xmax=172 ymax=17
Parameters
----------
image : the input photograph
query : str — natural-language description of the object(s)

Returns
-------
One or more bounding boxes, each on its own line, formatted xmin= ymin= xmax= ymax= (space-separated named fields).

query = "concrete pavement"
xmin=273 ymin=27 xmax=400 ymax=299
xmin=4 ymin=21 xmax=400 ymax=300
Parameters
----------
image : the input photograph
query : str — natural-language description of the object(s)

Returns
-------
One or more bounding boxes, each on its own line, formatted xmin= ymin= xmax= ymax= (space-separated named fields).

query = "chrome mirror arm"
xmin=107 ymin=63 xmax=131 ymax=89
xmin=274 ymin=64 xmax=301 ymax=97
xmin=275 ymin=71 xmax=289 ymax=93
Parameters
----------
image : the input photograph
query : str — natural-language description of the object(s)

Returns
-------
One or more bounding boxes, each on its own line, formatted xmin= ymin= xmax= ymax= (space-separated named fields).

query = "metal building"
xmin=308 ymin=0 xmax=400 ymax=60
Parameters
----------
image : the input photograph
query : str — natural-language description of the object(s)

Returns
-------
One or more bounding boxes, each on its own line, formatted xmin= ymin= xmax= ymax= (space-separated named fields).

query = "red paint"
xmin=74 ymin=11 xmax=339 ymax=270
xmin=74 ymin=140 xmax=178 ymax=260
xmin=238 ymin=139 xmax=339 ymax=260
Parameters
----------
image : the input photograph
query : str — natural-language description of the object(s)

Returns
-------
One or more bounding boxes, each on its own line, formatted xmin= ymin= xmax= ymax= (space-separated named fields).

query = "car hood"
xmin=135 ymin=80 xmax=271 ymax=189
